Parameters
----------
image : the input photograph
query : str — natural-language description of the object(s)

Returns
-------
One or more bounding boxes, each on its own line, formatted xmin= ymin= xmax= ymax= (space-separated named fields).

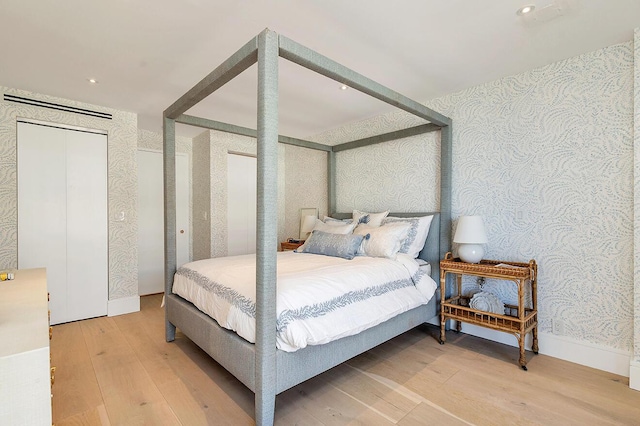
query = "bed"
xmin=163 ymin=29 xmax=453 ymax=425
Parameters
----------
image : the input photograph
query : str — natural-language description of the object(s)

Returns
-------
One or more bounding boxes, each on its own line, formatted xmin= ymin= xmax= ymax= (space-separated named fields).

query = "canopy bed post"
xmin=440 ymin=124 xmax=453 ymax=261
xmin=438 ymin=124 xmax=453 ymax=292
xmin=163 ymin=116 xmax=177 ymax=341
xmin=255 ymin=29 xmax=279 ymax=425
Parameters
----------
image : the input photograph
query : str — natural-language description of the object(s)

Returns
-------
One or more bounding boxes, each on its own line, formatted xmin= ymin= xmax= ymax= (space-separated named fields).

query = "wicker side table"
xmin=280 ymin=240 xmax=304 ymax=251
xmin=439 ymin=252 xmax=538 ymax=370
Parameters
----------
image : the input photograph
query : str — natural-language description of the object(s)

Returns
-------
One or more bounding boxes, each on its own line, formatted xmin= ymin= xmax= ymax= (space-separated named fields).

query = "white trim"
xmin=459 ymin=324 xmax=632 ymax=377
xmin=107 ymin=295 xmax=140 ymax=317
xmin=17 ymin=117 xmax=108 ymax=135
xmin=630 ymin=360 xmax=640 ymax=391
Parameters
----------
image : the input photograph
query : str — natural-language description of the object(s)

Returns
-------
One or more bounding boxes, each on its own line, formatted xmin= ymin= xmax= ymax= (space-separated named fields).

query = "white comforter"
xmin=172 ymin=251 xmax=436 ymax=352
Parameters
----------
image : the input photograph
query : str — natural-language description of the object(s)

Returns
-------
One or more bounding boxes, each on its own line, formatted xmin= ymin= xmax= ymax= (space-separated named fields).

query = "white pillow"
xmin=312 ymin=219 xmax=356 ymax=234
xmin=353 ymin=209 xmax=389 ymax=227
xmin=354 ymin=222 xmax=411 ymax=259
xmin=383 ymin=215 xmax=434 ymax=258
xmin=322 ymin=216 xmax=354 ymax=226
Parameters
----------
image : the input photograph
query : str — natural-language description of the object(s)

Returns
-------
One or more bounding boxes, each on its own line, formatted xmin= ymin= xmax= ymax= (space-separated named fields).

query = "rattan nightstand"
xmin=439 ymin=251 xmax=538 ymax=370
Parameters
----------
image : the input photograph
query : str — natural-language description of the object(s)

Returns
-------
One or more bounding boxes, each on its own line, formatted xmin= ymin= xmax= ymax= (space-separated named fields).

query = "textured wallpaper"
xmin=137 ymin=128 xmax=192 ymax=153
xmin=0 ymin=86 xmax=138 ymax=300
xmin=283 ymin=145 xmax=328 ymax=239
xmin=634 ymin=28 xmax=640 ymax=363
xmin=435 ymin=42 xmax=633 ymax=350
xmin=301 ymin=115 xmax=439 ymax=222
xmin=305 ymin=42 xmax=634 ymax=351
xmin=334 ymin=134 xmax=439 ymax=213
xmin=137 ymin=129 xmax=193 ymax=262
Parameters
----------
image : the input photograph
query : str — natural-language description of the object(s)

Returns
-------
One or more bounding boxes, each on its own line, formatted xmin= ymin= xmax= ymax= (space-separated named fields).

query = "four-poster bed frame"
xmin=163 ymin=29 xmax=452 ymax=425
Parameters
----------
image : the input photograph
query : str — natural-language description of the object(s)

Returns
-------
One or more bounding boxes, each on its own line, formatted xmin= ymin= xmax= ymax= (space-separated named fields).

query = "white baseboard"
xmin=459 ymin=323 xmax=632 ymax=377
xmin=630 ymin=360 xmax=640 ymax=391
xmin=107 ymin=295 xmax=140 ymax=317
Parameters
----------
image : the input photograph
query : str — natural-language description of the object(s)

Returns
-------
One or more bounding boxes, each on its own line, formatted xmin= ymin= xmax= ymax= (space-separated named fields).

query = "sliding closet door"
xmin=17 ymin=123 xmax=68 ymax=323
xmin=65 ymin=129 xmax=108 ymax=322
xmin=227 ymin=153 xmax=257 ymax=256
xmin=18 ymin=121 xmax=108 ymax=325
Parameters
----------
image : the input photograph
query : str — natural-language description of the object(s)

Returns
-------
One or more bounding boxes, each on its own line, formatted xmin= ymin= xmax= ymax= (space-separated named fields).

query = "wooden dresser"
xmin=0 ymin=268 xmax=52 ymax=425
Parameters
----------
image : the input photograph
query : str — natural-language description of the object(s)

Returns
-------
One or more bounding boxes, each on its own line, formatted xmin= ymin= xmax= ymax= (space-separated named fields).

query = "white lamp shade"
xmin=300 ymin=215 xmax=316 ymax=234
xmin=454 ymin=216 xmax=488 ymax=244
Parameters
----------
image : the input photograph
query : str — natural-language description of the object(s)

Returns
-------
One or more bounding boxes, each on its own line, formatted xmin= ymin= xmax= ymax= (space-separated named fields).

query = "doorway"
xmin=137 ymin=150 xmax=189 ymax=295
xmin=227 ymin=153 xmax=257 ymax=256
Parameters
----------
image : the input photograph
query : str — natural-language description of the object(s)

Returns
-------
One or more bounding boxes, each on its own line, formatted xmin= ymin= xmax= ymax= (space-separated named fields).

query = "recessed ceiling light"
xmin=516 ymin=4 xmax=535 ymax=15
xmin=87 ymin=78 xmax=98 ymax=84
xmin=340 ymin=84 xmax=348 ymax=91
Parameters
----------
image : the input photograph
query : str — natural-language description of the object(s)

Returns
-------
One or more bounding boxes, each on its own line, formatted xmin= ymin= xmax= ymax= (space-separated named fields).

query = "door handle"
xmin=180 ymin=230 xmax=185 ymax=234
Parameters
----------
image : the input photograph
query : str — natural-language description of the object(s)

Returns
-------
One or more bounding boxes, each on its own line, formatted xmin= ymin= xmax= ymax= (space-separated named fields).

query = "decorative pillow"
xmin=322 ymin=216 xmax=354 ymax=226
xmin=312 ymin=219 xmax=356 ymax=234
xmin=295 ymin=219 xmax=356 ymax=252
xmin=353 ymin=209 xmax=389 ymax=227
xmin=353 ymin=222 xmax=411 ymax=259
xmin=295 ymin=230 xmax=366 ymax=260
xmin=383 ymin=215 xmax=434 ymax=258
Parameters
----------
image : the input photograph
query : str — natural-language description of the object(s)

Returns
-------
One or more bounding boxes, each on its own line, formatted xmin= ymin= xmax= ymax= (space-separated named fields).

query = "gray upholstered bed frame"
xmin=162 ymin=29 xmax=452 ymax=425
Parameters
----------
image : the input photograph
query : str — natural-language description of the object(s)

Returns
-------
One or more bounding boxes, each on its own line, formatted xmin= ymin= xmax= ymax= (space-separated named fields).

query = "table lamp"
xmin=453 ymin=215 xmax=488 ymax=263
xmin=299 ymin=215 xmax=316 ymax=240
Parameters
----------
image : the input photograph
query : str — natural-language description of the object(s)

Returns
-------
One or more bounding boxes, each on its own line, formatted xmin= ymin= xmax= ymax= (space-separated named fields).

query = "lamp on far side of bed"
xmin=300 ymin=215 xmax=316 ymax=240
xmin=299 ymin=208 xmax=318 ymax=240
xmin=454 ymin=216 xmax=488 ymax=263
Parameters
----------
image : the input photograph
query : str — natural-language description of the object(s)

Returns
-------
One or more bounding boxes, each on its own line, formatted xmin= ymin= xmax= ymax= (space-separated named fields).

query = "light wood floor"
xmin=51 ymin=294 xmax=640 ymax=425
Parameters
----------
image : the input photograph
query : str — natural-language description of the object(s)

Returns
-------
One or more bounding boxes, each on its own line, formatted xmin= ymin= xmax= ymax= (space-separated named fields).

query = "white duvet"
xmin=172 ymin=251 xmax=436 ymax=352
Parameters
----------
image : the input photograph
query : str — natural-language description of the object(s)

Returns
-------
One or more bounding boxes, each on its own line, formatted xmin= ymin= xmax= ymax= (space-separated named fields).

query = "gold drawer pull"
xmin=50 ymin=366 xmax=56 ymax=386
xmin=49 ymin=326 xmax=53 ymax=340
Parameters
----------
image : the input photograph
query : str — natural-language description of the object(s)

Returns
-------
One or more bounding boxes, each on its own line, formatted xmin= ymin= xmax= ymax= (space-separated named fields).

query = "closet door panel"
xmin=65 ymin=131 xmax=108 ymax=321
xmin=17 ymin=123 xmax=68 ymax=324
xmin=227 ymin=154 xmax=256 ymax=256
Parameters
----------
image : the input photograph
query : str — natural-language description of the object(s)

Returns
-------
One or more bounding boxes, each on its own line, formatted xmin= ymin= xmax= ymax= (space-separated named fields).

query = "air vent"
xmin=3 ymin=94 xmax=112 ymax=120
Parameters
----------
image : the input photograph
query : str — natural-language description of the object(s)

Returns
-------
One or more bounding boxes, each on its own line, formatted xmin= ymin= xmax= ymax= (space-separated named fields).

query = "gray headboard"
xmin=331 ymin=212 xmax=440 ymax=283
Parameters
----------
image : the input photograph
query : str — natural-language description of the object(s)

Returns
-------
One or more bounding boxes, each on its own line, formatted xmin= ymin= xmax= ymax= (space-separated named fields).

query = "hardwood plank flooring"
xmin=50 ymin=294 xmax=640 ymax=425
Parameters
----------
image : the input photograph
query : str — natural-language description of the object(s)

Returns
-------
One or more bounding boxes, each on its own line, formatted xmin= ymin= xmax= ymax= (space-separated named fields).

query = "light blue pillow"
xmin=295 ymin=230 xmax=367 ymax=260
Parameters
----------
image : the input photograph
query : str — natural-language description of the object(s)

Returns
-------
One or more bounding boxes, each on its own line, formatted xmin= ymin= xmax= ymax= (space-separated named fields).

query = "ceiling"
xmin=1 ymin=0 xmax=639 ymax=139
